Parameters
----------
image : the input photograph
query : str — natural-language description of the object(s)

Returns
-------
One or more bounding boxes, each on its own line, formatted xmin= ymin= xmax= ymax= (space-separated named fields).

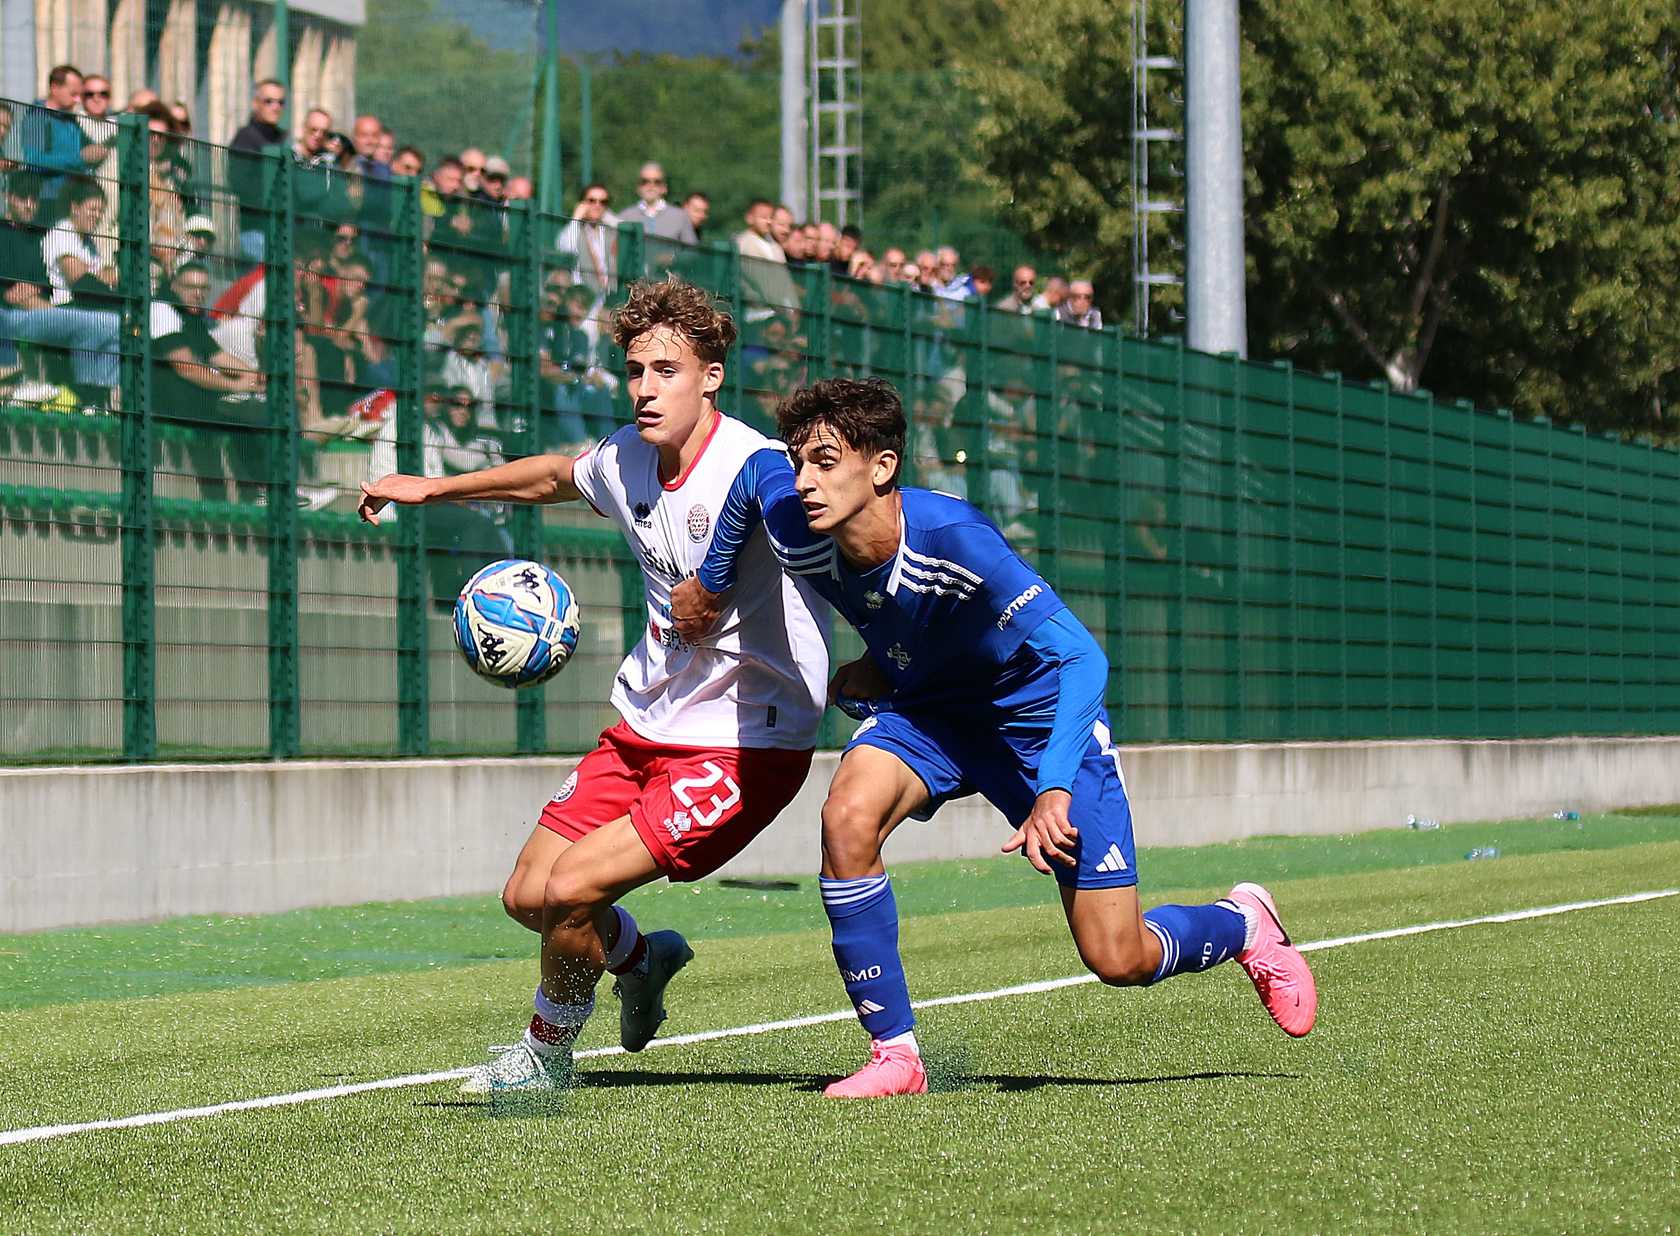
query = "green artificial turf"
xmin=0 ymin=830 xmax=1676 ymax=1232
xmin=1 ymin=809 xmax=1671 ymax=1011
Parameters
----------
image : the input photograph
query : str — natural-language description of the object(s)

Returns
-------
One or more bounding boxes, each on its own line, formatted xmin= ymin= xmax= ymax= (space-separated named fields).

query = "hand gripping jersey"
xmin=571 ymin=415 xmax=829 ymax=750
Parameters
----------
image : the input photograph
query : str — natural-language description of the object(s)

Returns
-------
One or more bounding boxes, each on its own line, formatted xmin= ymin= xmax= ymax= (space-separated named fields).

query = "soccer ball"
xmin=453 ymin=559 xmax=582 ymax=689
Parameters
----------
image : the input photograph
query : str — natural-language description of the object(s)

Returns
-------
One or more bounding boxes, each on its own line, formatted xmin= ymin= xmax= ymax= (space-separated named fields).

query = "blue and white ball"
xmin=453 ymin=559 xmax=581 ymax=689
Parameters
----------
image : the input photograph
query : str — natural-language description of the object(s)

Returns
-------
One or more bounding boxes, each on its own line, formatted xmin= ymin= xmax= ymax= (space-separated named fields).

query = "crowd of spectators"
xmin=2 ymin=65 xmax=1104 ymax=536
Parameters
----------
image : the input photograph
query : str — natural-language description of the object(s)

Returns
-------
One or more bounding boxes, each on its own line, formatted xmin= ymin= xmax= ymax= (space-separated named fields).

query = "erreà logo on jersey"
xmin=551 ymin=770 xmax=578 ymax=803
xmin=996 ymin=583 xmax=1044 ymax=630
xmin=687 ymin=504 xmax=710 ymax=542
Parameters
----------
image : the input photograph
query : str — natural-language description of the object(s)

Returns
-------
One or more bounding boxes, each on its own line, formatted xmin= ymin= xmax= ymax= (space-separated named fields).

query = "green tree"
xmin=965 ymin=0 xmax=1680 ymax=428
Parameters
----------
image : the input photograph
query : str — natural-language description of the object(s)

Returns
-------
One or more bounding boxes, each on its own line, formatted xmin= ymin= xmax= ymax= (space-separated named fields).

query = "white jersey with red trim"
xmin=571 ymin=413 xmax=829 ymax=751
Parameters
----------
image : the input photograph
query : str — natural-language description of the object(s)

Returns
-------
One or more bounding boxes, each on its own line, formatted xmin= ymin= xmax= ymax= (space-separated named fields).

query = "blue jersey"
xmin=703 ymin=455 xmax=1065 ymax=711
xmin=700 ymin=450 xmax=1110 ymax=796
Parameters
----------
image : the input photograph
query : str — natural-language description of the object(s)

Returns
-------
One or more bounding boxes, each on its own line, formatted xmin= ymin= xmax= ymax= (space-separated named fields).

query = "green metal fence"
xmin=2 ymin=102 xmax=1677 ymax=764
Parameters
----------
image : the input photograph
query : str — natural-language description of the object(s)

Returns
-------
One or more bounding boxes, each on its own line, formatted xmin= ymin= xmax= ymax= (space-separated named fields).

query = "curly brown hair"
xmin=610 ymin=276 xmax=738 ymax=365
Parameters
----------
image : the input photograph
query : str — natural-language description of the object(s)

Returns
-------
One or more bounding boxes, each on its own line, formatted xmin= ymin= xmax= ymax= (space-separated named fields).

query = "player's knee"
xmin=542 ymin=870 xmax=605 ymax=927
xmin=820 ymin=795 xmax=887 ymax=877
xmin=501 ymin=869 xmax=544 ymax=929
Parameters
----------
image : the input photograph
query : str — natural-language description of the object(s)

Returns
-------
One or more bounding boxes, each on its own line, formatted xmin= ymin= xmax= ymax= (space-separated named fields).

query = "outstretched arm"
xmin=359 ymin=451 xmax=582 ymax=524
xmin=1002 ymin=607 xmax=1109 ymax=875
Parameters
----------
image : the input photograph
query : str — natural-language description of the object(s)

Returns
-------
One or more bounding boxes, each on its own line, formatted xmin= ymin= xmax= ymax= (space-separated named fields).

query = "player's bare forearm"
xmin=359 ymin=453 xmax=582 ymax=524
xmin=670 ymin=576 xmax=724 ymax=642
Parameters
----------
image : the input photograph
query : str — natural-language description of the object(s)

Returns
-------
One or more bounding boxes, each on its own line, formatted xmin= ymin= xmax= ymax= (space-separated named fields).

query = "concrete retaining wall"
xmin=4 ymin=735 xmax=1678 ymax=932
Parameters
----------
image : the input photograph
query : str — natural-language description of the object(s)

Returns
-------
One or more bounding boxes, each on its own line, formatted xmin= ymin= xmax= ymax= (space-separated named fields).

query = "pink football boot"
xmin=822 ymin=1040 xmax=929 ymax=1099
xmin=1227 ymin=883 xmax=1318 ymax=1037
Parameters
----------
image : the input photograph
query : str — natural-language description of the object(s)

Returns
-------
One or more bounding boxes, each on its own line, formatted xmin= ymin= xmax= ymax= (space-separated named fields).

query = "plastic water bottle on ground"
xmin=1552 ymin=810 xmax=1580 ymax=821
xmin=1407 ymin=814 xmax=1441 ymax=831
xmin=1464 ymin=847 xmax=1500 ymax=861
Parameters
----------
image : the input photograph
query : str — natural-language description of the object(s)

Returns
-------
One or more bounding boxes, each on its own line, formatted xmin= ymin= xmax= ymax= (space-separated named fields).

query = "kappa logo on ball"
xmin=687 ymin=504 xmax=710 ymax=542
xmin=551 ymin=770 xmax=578 ymax=803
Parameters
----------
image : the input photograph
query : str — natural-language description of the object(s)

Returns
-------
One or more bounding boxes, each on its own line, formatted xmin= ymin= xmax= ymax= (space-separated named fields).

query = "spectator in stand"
xmin=798 ymin=222 xmax=821 ymax=262
xmin=374 ymin=129 xmax=395 ymax=168
xmin=770 ymin=204 xmax=795 ymax=255
xmin=150 ymin=259 xmax=269 ymax=502
xmin=168 ymin=101 xmax=192 ymax=134
xmin=23 ymin=66 xmax=94 ymax=208
xmin=421 ymin=155 xmax=465 ymax=236
xmin=556 ymin=182 xmax=617 ymax=299
xmin=994 ymin=264 xmax=1037 ymax=314
xmin=391 ymin=146 xmax=424 ymax=178
xmin=847 ymin=250 xmax=880 ymax=283
xmin=1031 ymin=274 xmax=1068 ymax=315
xmin=735 ymin=197 xmax=799 ymax=324
xmin=507 ymin=176 xmax=534 ymax=201
xmin=228 ymin=79 xmax=287 ymax=261
xmin=180 ymin=213 xmax=215 ymax=270
xmin=0 ymin=171 xmax=120 ymax=402
xmin=295 ymin=108 xmax=334 ymax=166
xmin=1056 ymin=279 xmax=1102 ymax=329
xmin=624 ymin=161 xmax=698 ymax=246
xmin=421 ymin=254 xmax=480 ymax=344
xmin=682 ymin=191 xmax=710 ymax=240
xmin=477 ymin=155 xmax=512 ymax=203
xmin=931 ymin=246 xmax=965 ymax=297
xmin=441 ymin=318 xmax=497 ymax=430
xmin=970 ymin=266 xmax=996 ymax=302
xmin=76 ymin=74 xmax=119 ymax=172
xmin=833 ymin=224 xmax=861 ymax=275
xmin=458 ymin=148 xmax=486 ymax=195
xmin=914 ymin=249 xmax=938 ymax=292
xmin=538 ymin=277 xmax=616 ymax=447
xmin=351 ymin=115 xmax=389 ymax=175
xmin=124 ymin=87 xmax=159 ymax=114
xmin=44 ymin=178 xmax=119 ymax=312
xmin=815 ymin=222 xmax=838 ymax=267
xmin=782 ymin=221 xmax=812 ymax=264
xmin=880 ymin=246 xmax=907 ymax=283
xmin=350 ymin=114 xmax=394 ymax=236
xmin=140 ymin=106 xmax=186 ymax=284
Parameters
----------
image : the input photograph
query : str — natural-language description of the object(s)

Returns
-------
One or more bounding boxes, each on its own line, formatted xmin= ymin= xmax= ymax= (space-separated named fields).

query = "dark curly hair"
xmin=610 ymin=276 xmax=737 ymax=365
xmin=776 ymin=378 xmax=907 ymax=485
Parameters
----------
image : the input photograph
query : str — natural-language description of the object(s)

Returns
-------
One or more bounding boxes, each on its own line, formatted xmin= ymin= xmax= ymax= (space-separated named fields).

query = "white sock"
xmin=879 ymin=1029 xmax=920 ymax=1056
xmin=1221 ymin=898 xmax=1261 ymax=951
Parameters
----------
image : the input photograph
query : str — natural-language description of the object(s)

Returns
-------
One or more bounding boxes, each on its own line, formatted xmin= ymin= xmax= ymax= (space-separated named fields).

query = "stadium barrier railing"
xmin=1 ymin=97 xmax=1677 ymax=763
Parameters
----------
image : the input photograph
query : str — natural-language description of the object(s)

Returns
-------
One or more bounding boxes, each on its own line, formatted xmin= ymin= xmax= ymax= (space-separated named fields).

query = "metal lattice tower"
xmin=808 ymin=0 xmax=863 ymax=227
xmin=1131 ymin=0 xmax=1183 ymax=335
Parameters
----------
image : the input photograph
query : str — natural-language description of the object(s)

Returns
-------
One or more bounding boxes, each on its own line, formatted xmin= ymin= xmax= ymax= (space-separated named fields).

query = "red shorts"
xmin=538 ymin=721 xmax=814 ymax=882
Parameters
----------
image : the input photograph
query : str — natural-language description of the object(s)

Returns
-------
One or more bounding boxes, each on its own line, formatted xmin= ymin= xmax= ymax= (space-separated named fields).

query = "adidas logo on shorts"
xmin=1095 ymin=843 xmax=1128 ymax=874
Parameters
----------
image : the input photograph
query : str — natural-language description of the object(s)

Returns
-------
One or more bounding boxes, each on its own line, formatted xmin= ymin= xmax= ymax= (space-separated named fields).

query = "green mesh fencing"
xmin=2 ymin=97 xmax=1678 ymax=763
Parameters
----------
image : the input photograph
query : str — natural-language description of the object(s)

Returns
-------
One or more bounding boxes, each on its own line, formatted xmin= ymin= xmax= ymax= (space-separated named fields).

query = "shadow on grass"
xmin=950 ymin=1069 xmax=1301 ymax=1093
xmin=415 ymin=1067 xmax=1301 ymax=1111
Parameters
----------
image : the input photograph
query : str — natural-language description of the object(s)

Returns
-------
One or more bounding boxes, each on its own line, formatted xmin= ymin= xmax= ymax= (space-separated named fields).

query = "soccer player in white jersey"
xmin=673 ymin=378 xmax=1316 ymax=1097
xmin=358 ymin=278 xmax=829 ymax=1094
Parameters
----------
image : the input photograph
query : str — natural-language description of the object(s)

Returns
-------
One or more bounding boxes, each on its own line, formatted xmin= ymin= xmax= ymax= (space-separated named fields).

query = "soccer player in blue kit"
xmin=670 ymin=377 xmax=1317 ymax=1098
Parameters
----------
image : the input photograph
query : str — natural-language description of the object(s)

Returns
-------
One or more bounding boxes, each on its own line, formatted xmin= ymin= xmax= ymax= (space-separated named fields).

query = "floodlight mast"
xmin=1184 ymin=0 xmax=1247 ymax=357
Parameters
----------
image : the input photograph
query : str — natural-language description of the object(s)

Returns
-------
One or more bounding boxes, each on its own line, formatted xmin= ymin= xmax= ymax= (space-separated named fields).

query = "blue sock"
xmin=821 ymin=875 xmax=914 ymax=1040
xmin=1142 ymin=901 xmax=1248 ymax=983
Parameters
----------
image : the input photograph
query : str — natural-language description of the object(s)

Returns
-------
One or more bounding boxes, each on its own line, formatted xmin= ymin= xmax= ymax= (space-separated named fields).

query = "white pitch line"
xmin=2 ymin=886 xmax=1674 ymax=1149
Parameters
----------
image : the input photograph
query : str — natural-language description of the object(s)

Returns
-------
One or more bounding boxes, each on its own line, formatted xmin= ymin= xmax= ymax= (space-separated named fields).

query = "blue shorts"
xmin=844 ymin=707 xmax=1138 ymax=890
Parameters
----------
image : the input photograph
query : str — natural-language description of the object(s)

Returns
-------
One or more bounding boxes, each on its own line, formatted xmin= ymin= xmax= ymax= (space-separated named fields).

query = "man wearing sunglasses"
xmin=229 ymin=79 xmax=288 ymax=261
xmin=558 ymin=183 xmax=619 ymax=298
xmin=625 ymin=161 xmax=698 ymax=247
